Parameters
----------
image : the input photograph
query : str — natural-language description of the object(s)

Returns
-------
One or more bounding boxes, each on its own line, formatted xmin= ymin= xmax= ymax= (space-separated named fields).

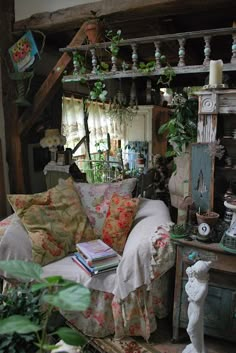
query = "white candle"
xmin=209 ymin=60 xmax=223 ymax=86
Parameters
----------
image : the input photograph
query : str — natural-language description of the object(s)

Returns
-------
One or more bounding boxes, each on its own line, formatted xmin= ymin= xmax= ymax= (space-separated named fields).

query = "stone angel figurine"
xmin=182 ymin=260 xmax=212 ymax=353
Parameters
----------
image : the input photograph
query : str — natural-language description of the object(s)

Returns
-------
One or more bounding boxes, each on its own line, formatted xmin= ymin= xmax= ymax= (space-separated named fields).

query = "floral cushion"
xmin=7 ymin=178 xmax=95 ymax=266
xmin=74 ymin=178 xmax=137 ymax=236
xmin=102 ymin=193 xmax=140 ymax=254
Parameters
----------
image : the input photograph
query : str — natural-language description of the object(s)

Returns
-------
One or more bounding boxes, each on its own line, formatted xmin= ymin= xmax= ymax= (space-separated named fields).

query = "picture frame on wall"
xmin=190 ymin=143 xmax=214 ymax=212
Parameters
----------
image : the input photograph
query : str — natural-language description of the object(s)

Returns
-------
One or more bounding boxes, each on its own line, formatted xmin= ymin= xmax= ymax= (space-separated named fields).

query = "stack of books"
xmin=72 ymin=239 xmax=120 ymax=276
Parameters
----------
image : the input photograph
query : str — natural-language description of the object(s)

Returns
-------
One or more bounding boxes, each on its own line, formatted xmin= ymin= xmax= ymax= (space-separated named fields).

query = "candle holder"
xmin=203 ymin=83 xmax=228 ymax=90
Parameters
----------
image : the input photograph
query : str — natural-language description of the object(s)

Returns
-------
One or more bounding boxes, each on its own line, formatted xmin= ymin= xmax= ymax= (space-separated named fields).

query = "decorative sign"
xmin=191 ymin=143 xmax=214 ymax=212
xmin=8 ymin=31 xmax=39 ymax=72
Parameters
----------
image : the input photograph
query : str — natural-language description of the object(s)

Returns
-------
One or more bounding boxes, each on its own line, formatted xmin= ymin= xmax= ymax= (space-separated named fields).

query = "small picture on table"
xmin=57 ymin=152 xmax=65 ymax=166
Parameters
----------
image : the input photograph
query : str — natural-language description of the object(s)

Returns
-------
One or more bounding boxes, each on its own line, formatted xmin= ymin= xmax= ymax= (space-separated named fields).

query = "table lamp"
xmin=40 ymin=129 xmax=66 ymax=164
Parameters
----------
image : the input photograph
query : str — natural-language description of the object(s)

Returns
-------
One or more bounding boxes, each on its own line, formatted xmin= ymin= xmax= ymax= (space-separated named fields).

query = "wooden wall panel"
xmin=0 ymin=139 xmax=7 ymax=219
xmin=152 ymin=106 xmax=170 ymax=156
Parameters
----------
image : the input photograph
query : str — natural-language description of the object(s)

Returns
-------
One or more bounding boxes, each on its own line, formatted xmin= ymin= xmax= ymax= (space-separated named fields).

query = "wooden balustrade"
xmin=60 ymin=27 xmax=236 ymax=82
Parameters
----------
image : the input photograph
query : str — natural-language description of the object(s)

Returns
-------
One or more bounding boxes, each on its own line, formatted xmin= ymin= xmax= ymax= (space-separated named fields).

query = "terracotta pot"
xmin=85 ymin=20 xmax=104 ymax=43
xmin=196 ymin=211 xmax=219 ymax=226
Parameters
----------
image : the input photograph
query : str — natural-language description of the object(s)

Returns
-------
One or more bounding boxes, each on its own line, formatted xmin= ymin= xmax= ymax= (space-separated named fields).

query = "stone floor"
xmin=148 ymin=318 xmax=235 ymax=353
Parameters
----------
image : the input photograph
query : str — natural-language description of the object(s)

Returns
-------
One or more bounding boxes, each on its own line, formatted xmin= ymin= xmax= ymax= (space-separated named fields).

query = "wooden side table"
xmin=172 ymin=238 xmax=236 ymax=342
xmin=43 ymin=164 xmax=70 ymax=189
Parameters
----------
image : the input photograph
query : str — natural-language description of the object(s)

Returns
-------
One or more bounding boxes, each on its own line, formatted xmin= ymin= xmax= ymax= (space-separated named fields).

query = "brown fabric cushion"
xmin=7 ymin=178 xmax=95 ymax=266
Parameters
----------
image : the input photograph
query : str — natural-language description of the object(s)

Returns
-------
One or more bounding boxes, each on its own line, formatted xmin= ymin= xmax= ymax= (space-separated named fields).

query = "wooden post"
xmin=0 ymin=139 xmax=7 ymax=218
xmin=18 ymin=22 xmax=87 ymax=138
xmin=0 ymin=0 xmax=25 ymax=193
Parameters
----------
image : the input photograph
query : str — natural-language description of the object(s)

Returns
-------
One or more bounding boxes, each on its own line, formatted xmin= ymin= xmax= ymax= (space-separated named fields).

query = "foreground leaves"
xmin=0 ymin=260 xmax=42 ymax=281
xmin=0 ymin=315 xmax=40 ymax=334
xmin=43 ymin=284 xmax=90 ymax=311
xmin=56 ymin=326 xmax=88 ymax=346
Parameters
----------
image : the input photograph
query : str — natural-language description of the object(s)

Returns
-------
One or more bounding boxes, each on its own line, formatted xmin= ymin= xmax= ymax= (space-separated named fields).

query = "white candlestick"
xmin=209 ymin=59 xmax=223 ymax=86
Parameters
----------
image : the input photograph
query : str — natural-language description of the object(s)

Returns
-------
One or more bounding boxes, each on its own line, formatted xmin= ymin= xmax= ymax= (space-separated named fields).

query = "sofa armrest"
xmin=113 ymin=198 xmax=174 ymax=300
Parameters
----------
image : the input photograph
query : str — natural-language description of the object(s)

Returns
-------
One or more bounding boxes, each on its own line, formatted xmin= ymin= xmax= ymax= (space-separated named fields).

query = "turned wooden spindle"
xmin=154 ymin=41 xmax=161 ymax=69
xmin=178 ymin=38 xmax=186 ymax=67
xmin=131 ymin=43 xmax=138 ymax=71
xmin=90 ymin=48 xmax=97 ymax=74
xmin=203 ymin=36 xmax=211 ymax=66
xmin=231 ymin=34 xmax=236 ymax=63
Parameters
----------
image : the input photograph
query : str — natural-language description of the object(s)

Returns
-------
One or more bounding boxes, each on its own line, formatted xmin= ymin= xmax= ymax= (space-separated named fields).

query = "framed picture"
xmin=57 ymin=152 xmax=65 ymax=166
xmin=190 ymin=143 xmax=214 ymax=212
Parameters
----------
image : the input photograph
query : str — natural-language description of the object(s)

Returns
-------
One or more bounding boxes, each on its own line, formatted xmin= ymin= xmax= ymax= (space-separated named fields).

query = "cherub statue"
xmin=182 ymin=260 xmax=212 ymax=353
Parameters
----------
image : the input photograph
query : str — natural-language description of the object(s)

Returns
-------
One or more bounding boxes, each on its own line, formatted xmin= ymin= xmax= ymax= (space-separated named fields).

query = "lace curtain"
xmin=61 ymin=96 xmax=124 ymax=155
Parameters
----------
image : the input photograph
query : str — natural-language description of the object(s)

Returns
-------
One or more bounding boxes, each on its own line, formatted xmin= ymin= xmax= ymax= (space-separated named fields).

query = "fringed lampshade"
xmin=40 ymin=129 xmax=66 ymax=164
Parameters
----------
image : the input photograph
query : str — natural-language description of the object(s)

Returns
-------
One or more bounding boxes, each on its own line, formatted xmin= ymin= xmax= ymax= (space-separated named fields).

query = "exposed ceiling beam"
xmin=18 ymin=22 xmax=87 ymax=137
xmin=14 ymin=0 xmax=235 ymax=34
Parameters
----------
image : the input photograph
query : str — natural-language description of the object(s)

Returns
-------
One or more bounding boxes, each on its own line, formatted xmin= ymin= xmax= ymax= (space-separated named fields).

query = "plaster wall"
xmin=15 ymin=0 xmax=100 ymax=21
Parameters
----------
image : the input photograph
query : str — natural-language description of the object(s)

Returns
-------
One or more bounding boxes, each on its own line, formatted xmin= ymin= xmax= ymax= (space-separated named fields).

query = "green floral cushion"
xmin=7 ymin=178 xmax=95 ymax=266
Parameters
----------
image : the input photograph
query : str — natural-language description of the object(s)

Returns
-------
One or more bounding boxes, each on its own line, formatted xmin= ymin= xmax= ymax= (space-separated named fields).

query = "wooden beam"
xmin=0 ymin=140 xmax=7 ymax=218
xmin=14 ymin=0 xmax=236 ymax=33
xmin=18 ymin=22 xmax=87 ymax=137
xmin=0 ymin=0 xmax=25 ymax=193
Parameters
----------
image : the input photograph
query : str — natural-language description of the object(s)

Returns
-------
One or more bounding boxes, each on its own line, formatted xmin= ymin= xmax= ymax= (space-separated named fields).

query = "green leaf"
xmin=43 ymin=284 xmax=90 ymax=311
xmin=0 ymin=315 xmax=41 ymax=334
xmin=35 ymin=342 xmax=59 ymax=351
xmin=56 ymin=326 xmax=88 ymax=346
xmin=0 ymin=260 xmax=43 ymax=281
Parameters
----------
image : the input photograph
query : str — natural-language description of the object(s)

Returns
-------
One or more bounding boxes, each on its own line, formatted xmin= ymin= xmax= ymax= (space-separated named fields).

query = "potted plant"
xmin=169 ymin=223 xmax=187 ymax=239
xmin=84 ymin=12 xmax=104 ymax=44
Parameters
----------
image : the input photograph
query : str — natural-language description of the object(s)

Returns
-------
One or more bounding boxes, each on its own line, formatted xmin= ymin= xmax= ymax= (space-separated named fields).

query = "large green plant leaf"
xmin=0 ymin=260 xmax=42 ymax=281
xmin=0 ymin=315 xmax=40 ymax=334
xmin=56 ymin=326 xmax=88 ymax=346
xmin=43 ymin=284 xmax=90 ymax=311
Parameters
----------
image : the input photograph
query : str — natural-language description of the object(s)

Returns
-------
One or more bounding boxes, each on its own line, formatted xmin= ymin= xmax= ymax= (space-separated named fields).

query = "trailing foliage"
xmin=158 ymin=92 xmax=198 ymax=156
xmin=89 ymin=80 xmax=108 ymax=102
xmin=106 ymin=29 xmax=123 ymax=57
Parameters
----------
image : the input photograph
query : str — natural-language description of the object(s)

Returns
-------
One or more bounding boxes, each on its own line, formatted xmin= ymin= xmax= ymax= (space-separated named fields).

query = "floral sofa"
xmin=0 ymin=177 xmax=175 ymax=340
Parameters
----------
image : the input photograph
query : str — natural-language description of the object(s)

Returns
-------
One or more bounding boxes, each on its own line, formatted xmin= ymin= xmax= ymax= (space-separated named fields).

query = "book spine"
xmin=76 ymin=240 xmax=117 ymax=261
xmin=76 ymin=246 xmax=117 ymax=262
xmin=93 ymin=266 xmax=117 ymax=276
xmin=71 ymin=256 xmax=92 ymax=277
xmin=74 ymin=253 xmax=98 ymax=274
xmin=93 ymin=261 xmax=120 ymax=271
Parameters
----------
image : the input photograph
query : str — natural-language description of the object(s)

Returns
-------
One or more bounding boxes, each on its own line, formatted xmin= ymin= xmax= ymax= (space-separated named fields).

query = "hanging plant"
xmin=158 ymin=92 xmax=198 ymax=156
xmin=106 ymin=29 xmax=123 ymax=57
xmin=89 ymin=80 xmax=108 ymax=102
xmin=138 ymin=61 xmax=156 ymax=74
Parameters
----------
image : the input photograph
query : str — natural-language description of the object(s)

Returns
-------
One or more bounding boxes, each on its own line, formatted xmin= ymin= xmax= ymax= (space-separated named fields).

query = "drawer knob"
xmin=188 ymin=251 xmax=199 ymax=261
